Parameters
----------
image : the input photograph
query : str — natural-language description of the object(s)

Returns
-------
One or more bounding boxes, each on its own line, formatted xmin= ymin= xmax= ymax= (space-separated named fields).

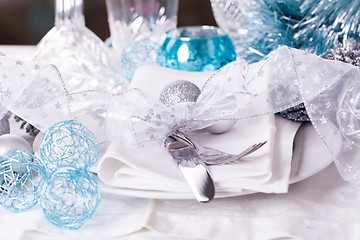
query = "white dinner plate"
xmin=96 ymin=120 xmax=333 ymax=199
xmin=289 ymin=121 xmax=333 ymax=183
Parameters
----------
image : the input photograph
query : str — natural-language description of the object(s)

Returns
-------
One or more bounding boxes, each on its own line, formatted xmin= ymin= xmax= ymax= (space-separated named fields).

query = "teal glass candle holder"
xmin=159 ymin=26 xmax=236 ymax=71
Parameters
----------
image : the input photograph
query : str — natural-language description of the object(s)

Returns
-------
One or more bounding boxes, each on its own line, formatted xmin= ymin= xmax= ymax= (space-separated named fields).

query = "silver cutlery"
xmin=159 ymin=81 xmax=266 ymax=202
xmin=172 ymin=130 xmax=267 ymax=165
xmin=164 ymin=131 xmax=266 ymax=202
xmin=204 ymin=142 xmax=267 ymax=165
xmin=165 ymin=134 xmax=215 ymax=203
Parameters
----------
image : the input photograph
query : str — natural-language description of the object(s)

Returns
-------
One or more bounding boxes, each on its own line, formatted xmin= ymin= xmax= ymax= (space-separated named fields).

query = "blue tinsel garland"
xmin=221 ymin=0 xmax=360 ymax=62
xmin=296 ymin=0 xmax=360 ymax=54
xmin=229 ymin=0 xmax=295 ymax=62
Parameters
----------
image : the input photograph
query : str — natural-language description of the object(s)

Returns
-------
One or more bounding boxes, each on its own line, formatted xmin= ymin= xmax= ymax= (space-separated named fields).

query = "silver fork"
xmin=202 ymin=142 xmax=267 ymax=165
xmin=171 ymin=131 xmax=267 ymax=165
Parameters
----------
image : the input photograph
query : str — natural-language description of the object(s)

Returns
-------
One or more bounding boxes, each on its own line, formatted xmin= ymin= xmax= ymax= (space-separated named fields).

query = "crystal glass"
xmin=159 ymin=26 xmax=236 ymax=72
xmin=210 ymin=0 xmax=247 ymax=34
xmin=105 ymin=0 xmax=178 ymax=54
xmin=209 ymin=0 xmax=294 ymax=63
xmin=33 ymin=0 xmax=127 ymax=94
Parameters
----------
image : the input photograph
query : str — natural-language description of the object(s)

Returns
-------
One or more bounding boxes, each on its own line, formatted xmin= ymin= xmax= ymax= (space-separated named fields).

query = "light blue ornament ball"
xmin=40 ymin=120 xmax=99 ymax=170
xmin=40 ymin=167 xmax=101 ymax=229
xmin=121 ymin=38 xmax=163 ymax=81
xmin=0 ymin=149 xmax=46 ymax=212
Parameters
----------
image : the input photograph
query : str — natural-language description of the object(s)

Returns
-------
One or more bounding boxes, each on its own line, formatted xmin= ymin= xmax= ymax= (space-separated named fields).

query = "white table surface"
xmin=0 ymin=45 xmax=360 ymax=240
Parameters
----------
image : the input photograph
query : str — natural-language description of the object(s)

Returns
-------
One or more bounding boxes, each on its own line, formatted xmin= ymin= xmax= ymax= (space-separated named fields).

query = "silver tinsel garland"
xmin=325 ymin=38 xmax=360 ymax=67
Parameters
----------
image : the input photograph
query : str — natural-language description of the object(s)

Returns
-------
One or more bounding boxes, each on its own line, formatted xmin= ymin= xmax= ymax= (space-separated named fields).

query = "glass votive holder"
xmin=105 ymin=0 xmax=179 ymax=54
xmin=158 ymin=26 xmax=236 ymax=71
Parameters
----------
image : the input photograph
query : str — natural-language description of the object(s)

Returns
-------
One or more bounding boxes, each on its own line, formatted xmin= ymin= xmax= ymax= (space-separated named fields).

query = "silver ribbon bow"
xmin=106 ymin=46 xmax=360 ymax=182
xmin=1 ymin=46 xmax=360 ymax=182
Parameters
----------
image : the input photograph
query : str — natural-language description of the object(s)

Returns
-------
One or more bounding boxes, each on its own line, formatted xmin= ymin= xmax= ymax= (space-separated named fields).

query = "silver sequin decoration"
xmin=159 ymin=80 xmax=201 ymax=107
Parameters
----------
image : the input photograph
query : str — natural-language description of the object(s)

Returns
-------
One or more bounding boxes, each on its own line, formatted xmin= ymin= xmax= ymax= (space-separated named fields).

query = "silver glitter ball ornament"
xmin=206 ymin=120 xmax=237 ymax=134
xmin=159 ymin=80 xmax=237 ymax=133
xmin=159 ymin=80 xmax=201 ymax=107
xmin=0 ymin=134 xmax=33 ymax=156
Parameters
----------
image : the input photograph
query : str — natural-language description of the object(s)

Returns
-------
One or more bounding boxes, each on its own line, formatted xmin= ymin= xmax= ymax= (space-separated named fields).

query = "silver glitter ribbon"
xmin=1 ymin=46 xmax=360 ymax=182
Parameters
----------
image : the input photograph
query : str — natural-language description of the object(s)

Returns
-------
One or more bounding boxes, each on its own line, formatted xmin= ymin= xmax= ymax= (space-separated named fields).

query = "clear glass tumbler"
xmin=105 ymin=0 xmax=179 ymax=54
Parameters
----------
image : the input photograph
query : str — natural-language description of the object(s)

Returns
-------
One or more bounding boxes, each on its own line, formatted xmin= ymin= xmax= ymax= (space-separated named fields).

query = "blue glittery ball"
xmin=0 ymin=149 xmax=46 ymax=212
xmin=121 ymin=38 xmax=164 ymax=81
xmin=40 ymin=120 xmax=99 ymax=170
xmin=40 ymin=167 xmax=101 ymax=229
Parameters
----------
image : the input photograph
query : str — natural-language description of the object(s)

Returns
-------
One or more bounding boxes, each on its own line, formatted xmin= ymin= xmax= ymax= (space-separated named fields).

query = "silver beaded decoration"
xmin=159 ymin=80 xmax=201 ymax=107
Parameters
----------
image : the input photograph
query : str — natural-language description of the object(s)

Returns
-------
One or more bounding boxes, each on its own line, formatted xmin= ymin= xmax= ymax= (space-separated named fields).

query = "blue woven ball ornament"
xmin=40 ymin=167 xmax=101 ymax=229
xmin=0 ymin=149 xmax=46 ymax=212
xmin=121 ymin=38 xmax=164 ymax=81
xmin=40 ymin=120 xmax=99 ymax=170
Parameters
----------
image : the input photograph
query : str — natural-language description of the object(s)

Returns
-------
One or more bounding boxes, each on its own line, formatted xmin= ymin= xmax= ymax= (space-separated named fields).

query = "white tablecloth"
xmin=1 ymin=163 xmax=359 ymax=240
xmin=1 ymin=45 xmax=360 ymax=240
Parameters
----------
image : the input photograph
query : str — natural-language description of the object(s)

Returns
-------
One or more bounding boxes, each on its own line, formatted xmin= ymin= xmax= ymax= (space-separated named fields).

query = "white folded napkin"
xmin=97 ymin=65 xmax=301 ymax=198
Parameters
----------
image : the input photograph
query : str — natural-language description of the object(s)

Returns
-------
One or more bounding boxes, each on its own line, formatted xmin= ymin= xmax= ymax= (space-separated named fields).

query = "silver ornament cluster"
xmin=326 ymin=38 xmax=360 ymax=66
xmin=159 ymin=80 xmax=201 ymax=107
xmin=0 ymin=112 xmax=10 ymax=136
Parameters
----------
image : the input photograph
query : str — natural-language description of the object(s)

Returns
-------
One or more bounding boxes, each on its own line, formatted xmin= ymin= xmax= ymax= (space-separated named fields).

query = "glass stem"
xmin=55 ymin=0 xmax=85 ymax=27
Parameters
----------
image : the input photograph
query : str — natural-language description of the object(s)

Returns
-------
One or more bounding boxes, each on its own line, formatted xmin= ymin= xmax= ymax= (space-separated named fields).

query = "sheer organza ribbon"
xmin=0 ymin=46 xmax=359 ymax=181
